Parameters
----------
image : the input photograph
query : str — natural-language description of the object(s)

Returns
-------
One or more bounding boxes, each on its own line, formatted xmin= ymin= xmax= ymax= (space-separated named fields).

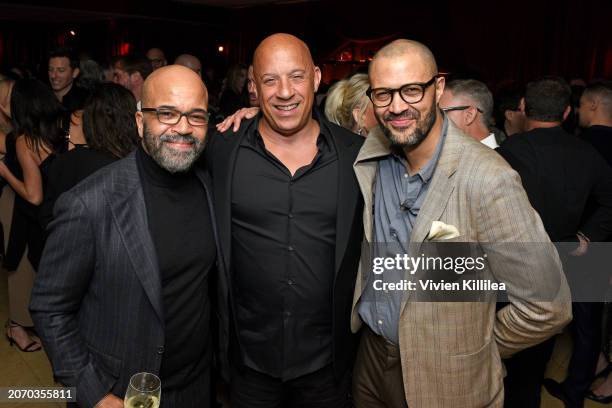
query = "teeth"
xmin=276 ymin=103 xmax=298 ymax=111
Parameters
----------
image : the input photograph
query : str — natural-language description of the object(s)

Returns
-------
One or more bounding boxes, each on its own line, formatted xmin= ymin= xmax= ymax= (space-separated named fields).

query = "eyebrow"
xmin=260 ymin=69 xmax=307 ymax=78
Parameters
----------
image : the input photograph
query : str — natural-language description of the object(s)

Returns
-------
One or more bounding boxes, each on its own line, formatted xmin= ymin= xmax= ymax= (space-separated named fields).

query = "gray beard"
xmin=142 ymin=126 xmax=205 ymax=173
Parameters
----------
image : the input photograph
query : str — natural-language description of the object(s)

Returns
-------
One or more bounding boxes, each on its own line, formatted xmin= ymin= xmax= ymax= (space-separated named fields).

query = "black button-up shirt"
xmin=231 ymin=115 xmax=338 ymax=380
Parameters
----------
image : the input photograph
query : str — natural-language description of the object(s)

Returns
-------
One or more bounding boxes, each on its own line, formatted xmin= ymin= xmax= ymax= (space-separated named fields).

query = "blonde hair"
xmin=325 ymin=73 xmax=370 ymax=133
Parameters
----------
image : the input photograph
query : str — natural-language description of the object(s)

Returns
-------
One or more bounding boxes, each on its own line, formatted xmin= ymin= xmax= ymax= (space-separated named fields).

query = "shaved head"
xmin=146 ymin=47 xmax=167 ymax=70
xmin=137 ymin=65 xmax=209 ymax=173
xmin=251 ymin=33 xmax=321 ymax=137
xmin=370 ymin=39 xmax=438 ymax=79
xmin=368 ymin=38 xmax=444 ymax=150
xmin=142 ymin=64 xmax=207 ymax=108
xmin=253 ymin=33 xmax=315 ymax=76
xmin=174 ymin=54 xmax=202 ymax=76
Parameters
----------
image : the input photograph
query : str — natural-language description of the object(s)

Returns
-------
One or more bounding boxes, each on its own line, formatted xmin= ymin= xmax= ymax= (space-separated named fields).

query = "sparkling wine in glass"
xmin=124 ymin=372 xmax=161 ymax=408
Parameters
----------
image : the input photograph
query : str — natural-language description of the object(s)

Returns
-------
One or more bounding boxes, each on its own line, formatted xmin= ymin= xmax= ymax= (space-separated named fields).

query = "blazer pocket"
xmin=87 ymin=344 xmax=123 ymax=379
xmin=450 ymin=339 xmax=491 ymax=359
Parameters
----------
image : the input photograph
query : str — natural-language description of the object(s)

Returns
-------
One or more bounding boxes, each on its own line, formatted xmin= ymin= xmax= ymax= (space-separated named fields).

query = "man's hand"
xmin=570 ymin=233 xmax=589 ymax=257
xmin=216 ymin=107 xmax=259 ymax=133
xmin=95 ymin=394 xmax=124 ymax=408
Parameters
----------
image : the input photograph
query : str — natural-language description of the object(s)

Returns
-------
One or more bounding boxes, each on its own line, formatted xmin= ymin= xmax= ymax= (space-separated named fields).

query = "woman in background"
xmin=219 ymin=63 xmax=248 ymax=118
xmin=40 ymin=82 xmax=139 ymax=229
xmin=324 ymin=73 xmax=377 ymax=136
xmin=0 ymin=79 xmax=65 ymax=352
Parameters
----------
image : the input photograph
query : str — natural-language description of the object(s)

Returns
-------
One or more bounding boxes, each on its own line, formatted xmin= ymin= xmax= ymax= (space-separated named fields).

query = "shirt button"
xmin=284 ymin=311 xmax=292 ymax=317
xmin=404 ymin=173 xmax=408 ymax=178
xmin=288 ymin=213 xmax=294 ymax=219
xmin=287 ymin=279 xmax=295 ymax=285
xmin=377 ymin=320 xmax=383 ymax=326
xmin=288 ymin=245 xmax=294 ymax=251
xmin=157 ymin=346 xmax=165 ymax=355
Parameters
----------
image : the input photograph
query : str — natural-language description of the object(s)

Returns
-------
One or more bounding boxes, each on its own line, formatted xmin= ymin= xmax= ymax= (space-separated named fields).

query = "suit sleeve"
xmin=476 ymin=165 xmax=572 ymax=358
xmin=579 ymin=152 xmax=612 ymax=241
xmin=29 ymin=190 xmax=112 ymax=408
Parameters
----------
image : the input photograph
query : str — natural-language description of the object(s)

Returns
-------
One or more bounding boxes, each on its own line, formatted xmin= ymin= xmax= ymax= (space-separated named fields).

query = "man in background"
xmin=438 ymin=79 xmax=498 ymax=148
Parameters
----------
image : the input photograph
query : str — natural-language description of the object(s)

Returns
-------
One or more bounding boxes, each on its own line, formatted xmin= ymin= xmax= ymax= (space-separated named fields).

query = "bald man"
xmin=31 ymin=65 xmax=221 ymax=408
xmin=579 ymin=80 xmax=612 ymax=166
xmin=174 ymin=54 xmax=202 ymax=77
xmin=206 ymin=33 xmax=364 ymax=407
xmin=146 ymin=47 xmax=168 ymax=70
xmin=351 ymin=39 xmax=571 ymax=407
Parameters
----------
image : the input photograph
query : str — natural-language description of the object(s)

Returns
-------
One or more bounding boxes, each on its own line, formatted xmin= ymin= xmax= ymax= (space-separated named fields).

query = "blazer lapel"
xmin=401 ymin=121 xmax=464 ymax=309
xmin=212 ymin=129 xmax=246 ymax=274
xmin=409 ymin=121 xmax=464 ymax=249
xmin=106 ymin=154 xmax=163 ymax=323
xmin=332 ymin=129 xmax=361 ymax=276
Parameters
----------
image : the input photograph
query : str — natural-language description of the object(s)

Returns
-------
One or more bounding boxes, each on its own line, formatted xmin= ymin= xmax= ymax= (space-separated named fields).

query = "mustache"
xmin=384 ymin=108 xmax=421 ymax=122
xmin=159 ymin=134 xmax=198 ymax=144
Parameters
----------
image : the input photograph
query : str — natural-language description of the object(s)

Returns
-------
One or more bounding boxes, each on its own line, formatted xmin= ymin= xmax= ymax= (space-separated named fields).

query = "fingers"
xmin=215 ymin=107 xmax=261 ymax=133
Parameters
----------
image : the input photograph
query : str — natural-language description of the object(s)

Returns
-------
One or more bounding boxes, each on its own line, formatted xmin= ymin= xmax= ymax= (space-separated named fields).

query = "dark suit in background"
xmin=206 ymin=113 xmax=363 ymax=407
xmin=30 ymin=153 xmax=222 ymax=407
xmin=499 ymin=126 xmax=612 ymax=407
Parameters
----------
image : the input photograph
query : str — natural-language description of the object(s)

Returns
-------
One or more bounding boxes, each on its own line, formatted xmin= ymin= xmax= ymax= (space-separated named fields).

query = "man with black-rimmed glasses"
xmin=438 ymin=79 xmax=498 ymax=149
xmin=31 ymin=65 xmax=220 ymax=408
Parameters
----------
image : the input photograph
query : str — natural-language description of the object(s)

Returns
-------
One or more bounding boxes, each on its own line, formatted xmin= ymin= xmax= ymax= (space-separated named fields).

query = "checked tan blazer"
xmin=351 ymin=120 xmax=572 ymax=408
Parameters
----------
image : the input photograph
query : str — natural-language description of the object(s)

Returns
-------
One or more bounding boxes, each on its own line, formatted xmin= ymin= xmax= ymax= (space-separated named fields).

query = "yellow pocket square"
xmin=426 ymin=221 xmax=460 ymax=240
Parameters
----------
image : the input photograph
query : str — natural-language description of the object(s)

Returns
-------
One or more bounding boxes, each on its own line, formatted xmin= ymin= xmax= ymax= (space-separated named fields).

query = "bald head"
xmin=146 ymin=48 xmax=167 ymax=70
xmin=142 ymin=64 xmax=207 ymax=108
xmin=174 ymin=54 xmax=202 ymax=76
xmin=370 ymin=39 xmax=438 ymax=79
xmin=137 ymin=65 xmax=209 ymax=173
xmin=253 ymin=33 xmax=315 ymax=76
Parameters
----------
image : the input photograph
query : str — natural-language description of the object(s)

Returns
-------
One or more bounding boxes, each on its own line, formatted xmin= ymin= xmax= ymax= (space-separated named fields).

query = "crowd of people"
xmin=0 ymin=33 xmax=610 ymax=408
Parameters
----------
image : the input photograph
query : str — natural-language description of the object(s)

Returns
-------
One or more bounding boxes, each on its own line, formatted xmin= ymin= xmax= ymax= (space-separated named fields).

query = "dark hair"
xmin=10 ymin=79 xmax=66 ymax=155
xmin=494 ymin=83 xmax=524 ymax=127
xmin=76 ymin=59 xmax=105 ymax=92
xmin=116 ymin=55 xmax=153 ymax=80
xmin=83 ymin=83 xmax=139 ymax=158
xmin=49 ymin=46 xmax=79 ymax=70
xmin=524 ymin=76 xmax=571 ymax=122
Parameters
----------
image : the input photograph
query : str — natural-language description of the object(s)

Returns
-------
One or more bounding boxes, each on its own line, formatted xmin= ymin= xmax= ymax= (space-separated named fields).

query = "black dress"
xmin=40 ymin=145 xmax=118 ymax=230
xmin=3 ymin=133 xmax=56 ymax=271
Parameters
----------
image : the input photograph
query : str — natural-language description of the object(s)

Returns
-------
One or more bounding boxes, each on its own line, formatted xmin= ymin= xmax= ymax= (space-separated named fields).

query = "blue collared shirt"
xmin=358 ymin=117 xmax=448 ymax=344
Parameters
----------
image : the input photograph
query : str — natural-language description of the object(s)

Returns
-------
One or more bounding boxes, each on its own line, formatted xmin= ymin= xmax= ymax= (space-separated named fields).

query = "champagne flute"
xmin=124 ymin=372 xmax=161 ymax=408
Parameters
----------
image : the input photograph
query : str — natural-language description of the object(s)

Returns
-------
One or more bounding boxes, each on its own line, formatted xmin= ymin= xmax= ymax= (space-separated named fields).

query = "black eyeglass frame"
xmin=140 ymin=107 xmax=210 ymax=127
xmin=366 ymin=76 xmax=439 ymax=108
xmin=441 ymin=105 xmax=484 ymax=113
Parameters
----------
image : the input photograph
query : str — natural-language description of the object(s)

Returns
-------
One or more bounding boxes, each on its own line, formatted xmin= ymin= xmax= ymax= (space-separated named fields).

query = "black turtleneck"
xmin=135 ymin=144 xmax=215 ymax=389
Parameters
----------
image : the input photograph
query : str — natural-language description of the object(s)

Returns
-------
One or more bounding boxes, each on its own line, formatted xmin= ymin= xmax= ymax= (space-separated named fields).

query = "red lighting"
xmin=119 ymin=42 xmax=131 ymax=56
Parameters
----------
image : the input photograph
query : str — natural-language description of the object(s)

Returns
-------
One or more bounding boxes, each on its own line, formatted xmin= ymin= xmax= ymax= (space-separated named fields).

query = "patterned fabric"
xmin=351 ymin=120 xmax=572 ymax=408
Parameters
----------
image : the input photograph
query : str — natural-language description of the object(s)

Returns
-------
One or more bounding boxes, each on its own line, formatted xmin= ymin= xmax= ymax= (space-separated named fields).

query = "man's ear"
xmin=562 ymin=105 xmax=571 ymax=121
xmin=519 ymin=97 xmax=526 ymax=114
xmin=435 ymin=75 xmax=446 ymax=103
xmin=313 ymin=66 xmax=322 ymax=93
xmin=135 ymin=109 xmax=144 ymax=139
xmin=464 ymin=106 xmax=478 ymax=126
xmin=72 ymin=67 xmax=80 ymax=79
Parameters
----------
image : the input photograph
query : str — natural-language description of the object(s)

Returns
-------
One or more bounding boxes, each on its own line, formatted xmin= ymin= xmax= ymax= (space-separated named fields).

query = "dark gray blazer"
xmin=30 ymin=152 xmax=222 ymax=407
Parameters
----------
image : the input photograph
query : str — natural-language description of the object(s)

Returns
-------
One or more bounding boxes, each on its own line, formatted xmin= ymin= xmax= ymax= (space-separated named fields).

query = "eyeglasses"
xmin=367 ymin=76 xmax=438 ymax=108
xmin=441 ymin=105 xmax=483 ymax=113
xmin=140 ymin=107 xmax=210 ymax=127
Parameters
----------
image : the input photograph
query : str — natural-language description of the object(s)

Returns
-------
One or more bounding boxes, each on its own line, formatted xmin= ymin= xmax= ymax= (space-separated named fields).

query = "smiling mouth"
xmin=275 ymin=103 xmax=299 ymax=111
